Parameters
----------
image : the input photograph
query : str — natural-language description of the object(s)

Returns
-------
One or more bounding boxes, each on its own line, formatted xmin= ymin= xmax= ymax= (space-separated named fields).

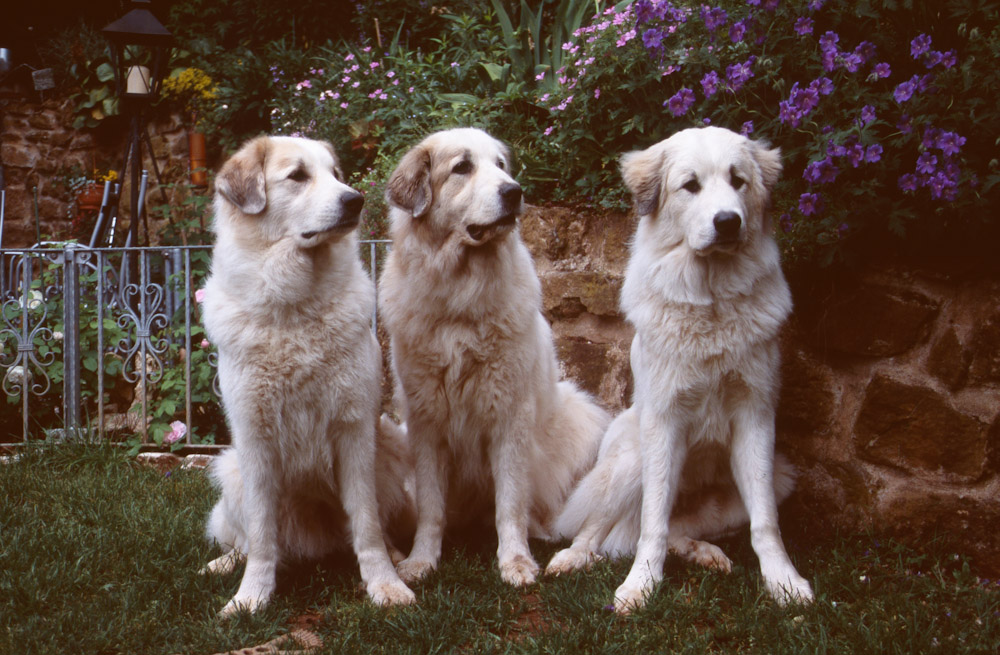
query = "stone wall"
xmin=0 ymin=94 xmax=190 ymax=247
xmin=521 ymin=204 xmax=1000 ymax=576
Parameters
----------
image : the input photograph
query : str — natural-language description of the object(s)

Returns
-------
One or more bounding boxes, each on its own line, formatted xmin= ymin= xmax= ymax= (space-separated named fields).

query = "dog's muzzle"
xmin=466 ymin=183 xmax=522 ymax=243
xmin=300 ymin=191 xmax=364 ymax=239
xmin=712 ymin=210 xmax=742 ymax=246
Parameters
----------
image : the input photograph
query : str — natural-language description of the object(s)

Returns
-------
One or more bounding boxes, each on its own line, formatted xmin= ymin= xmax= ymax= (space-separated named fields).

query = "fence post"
xmin=62 ymin=244 xmax=81 ymax=433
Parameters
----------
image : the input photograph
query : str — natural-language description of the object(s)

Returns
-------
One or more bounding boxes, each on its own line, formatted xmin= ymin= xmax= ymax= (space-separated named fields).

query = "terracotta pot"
xmin=76 ymin=182 xmax=104 ymax=212
xmin=188 ymin=130 xmax=208 ymax=187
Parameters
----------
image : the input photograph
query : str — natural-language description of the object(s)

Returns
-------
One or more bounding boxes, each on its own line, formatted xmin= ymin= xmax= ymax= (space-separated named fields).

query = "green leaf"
xmin=480 ymin=62 xmax=507 ymax=82
xmin=438 ymin=93 xmax=481 ymax=105
xmin=96 ymin=62 xmax=116 ymax=83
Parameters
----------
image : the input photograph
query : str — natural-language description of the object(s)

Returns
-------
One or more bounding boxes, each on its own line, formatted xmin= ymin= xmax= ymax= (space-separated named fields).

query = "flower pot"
xmin=188 ymin=130 xmax=208 ymax=187
xmin=76 ymin=182 xmax=104 ymax=213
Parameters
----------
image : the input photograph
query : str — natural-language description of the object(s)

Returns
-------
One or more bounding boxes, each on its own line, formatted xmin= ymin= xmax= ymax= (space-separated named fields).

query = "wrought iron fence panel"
xmin=1 ymin=240 xmax=390 ymax=448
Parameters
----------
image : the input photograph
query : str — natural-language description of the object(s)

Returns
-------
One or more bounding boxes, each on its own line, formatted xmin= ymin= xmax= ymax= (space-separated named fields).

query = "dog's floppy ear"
xmin=217 ymin=137 xmax=268 ymax=215
xmin=620 ymin=146 xmax=664 ymax=217
xmin=752 ymin=142 xmax=783 ymax=191
xmin=386 ymin=145 xmax=433 ymax=218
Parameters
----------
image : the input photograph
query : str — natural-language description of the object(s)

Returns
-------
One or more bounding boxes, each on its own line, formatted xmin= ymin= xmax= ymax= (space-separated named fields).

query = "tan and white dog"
xmin=546 ymin=126 xmax=813 ymax=612
xmin=201 ymin=136 xmax=415 ymax=616
xmin=379 ymin=128 xmax=609 ymax=587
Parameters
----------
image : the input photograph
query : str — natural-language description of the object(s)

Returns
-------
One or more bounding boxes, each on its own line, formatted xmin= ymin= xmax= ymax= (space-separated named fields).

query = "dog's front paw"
xmin=218 ymin=593 xmax=265 ymax=618
xmin=499 ymin=554 xmax=540 ymax=586
xmin=396 ymin=556 xmax=436 ymax=584
xmin=613 ymin=581 xmax=650 ymax=615
xmin=368 ymin=578 xmax=417 ymax=606
xmin=763 ymin=570 xmax=814 ymax=605
xmin=545 ymin=547 xmax=600 ymax=576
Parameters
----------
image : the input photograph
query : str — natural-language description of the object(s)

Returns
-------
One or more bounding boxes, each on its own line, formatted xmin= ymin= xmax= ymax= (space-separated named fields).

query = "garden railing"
xmin=0 ymin=240 xmax=389 ymax=448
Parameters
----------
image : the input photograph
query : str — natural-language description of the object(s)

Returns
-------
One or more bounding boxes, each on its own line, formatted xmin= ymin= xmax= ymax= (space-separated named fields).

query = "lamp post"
xmin=102 ymin=0 xmax=172 ymax=248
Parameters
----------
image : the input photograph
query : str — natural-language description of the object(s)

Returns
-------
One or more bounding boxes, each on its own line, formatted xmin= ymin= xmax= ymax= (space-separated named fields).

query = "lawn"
xmin=1 ymin=446 xmax=997 ymax=654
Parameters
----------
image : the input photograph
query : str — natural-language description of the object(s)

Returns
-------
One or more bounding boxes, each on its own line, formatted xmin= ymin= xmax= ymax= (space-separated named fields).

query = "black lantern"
xmin=102 ymin=0 xmax=172 ymax=106
xmin=100 ymin=0 xmax=172 ymax=248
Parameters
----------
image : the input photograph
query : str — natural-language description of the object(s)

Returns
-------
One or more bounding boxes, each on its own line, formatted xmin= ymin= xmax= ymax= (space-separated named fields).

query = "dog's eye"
xmin=731 ymin=174 xmax=746 ymax=190
xmin=497 ymin=159 xmax=506 ymax=171
xmin=452 ymin=160 xmax=473 ymax=175
xmin=682 ymin=179 xmax=701 ymax=194
xmin=288 ymin=168 xmax=310 ymax=183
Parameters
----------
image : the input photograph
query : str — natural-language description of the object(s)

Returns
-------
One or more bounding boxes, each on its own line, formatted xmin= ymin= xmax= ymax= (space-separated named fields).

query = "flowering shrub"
xmin=527 ymin=0 xmax=1000 ymax=264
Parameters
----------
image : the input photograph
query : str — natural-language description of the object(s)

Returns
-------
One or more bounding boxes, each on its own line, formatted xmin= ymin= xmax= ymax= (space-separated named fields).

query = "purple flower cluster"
xmin=899 ymin=127 xmax=967 ymax=200
xmin=666 ymin=87 xmax=696 ymax=116
xmin=700 ymin=5 xmax=728 ymax=35
xmin=779 ymin=77 xmax=833 ymax=127
xmin=910 ymin=34 xmax=957 ymax=69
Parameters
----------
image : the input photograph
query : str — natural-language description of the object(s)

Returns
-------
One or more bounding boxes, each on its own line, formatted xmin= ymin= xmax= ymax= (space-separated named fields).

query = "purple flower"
xmin=794 ymin=17 xmax=814 ymax=36
xmin=940 ymin=50 xmax=957 ymax=68
xmin=700 ymin=6 xmax=728 ymax=33
xmin=780 ymin=213 xmax=793 ymax=233
xmin=911 ymin=34 xmax=932 ymax=58
xmin=729 ymin=20 xmax=747 ymax=43
xmin=865 ymin=144 xmax=883 ymax=163
xmin=700 ymin=70 xmax=720 ymax=97
xmin=799 ymin=192 xmax=822 ymax=216
xmin=819 ymin=31 xmax=840 ymax=53
xmin=916 ymin=152 xmax=938 ymax=175
xmin=872 ymin=62 xmax=891 ymax=79
xmin=667 ymin=87 xmax=696 ymax=116
xmin=937 ymin=131 xmax=966 ymax=156
xmin=860 ymin=105 xmax=876 ymax=125
xmin=803 ymin=157 xmax=838 ymax=184
xmin=812 ymin=77 xmax=834 ymax=95
xmin=899 ymin=173 xmax=919 ymax=192
xmin=725 ymin=56 xmax=755 ymax=91
xmin=922 ymin=127 xmax=942 ymax=149
xmin=762 ymin=0 xmax=779 ymax=10
xmin=842 ymin=53 xmax=863 ymax=73
xmin=897 ymin=114 xmax=913 ymax=134
xmin=740 ymin=120 xmax=754 ymax=136
xmin=643 ymin=28 xmax=665 ymax=51
xmin=924 ymin=50 xmax=943 ymax=68
xmin=846 ymin=144 xmax=865 ymax=168
xmin=893 ymin=75 xmax=920 ymax=103
xmin=854 ymin=41 xmax=876 ymax=63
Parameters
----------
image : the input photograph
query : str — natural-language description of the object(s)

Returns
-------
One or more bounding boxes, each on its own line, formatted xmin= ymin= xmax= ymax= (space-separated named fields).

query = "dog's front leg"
xmin=396 ymin=419 xmax=447 ymax=584
xmin=490 ymin=416 xmax=539 ymax=586
xmin=220 ymin=439 xmax=280 ymax=617
xmin=337 ymin=422 xmax=416 ymax=606
xmin=730 ymin=400 xmax=814 ymax=605
xmin=614 ymin=407 xmax=687 ymax=613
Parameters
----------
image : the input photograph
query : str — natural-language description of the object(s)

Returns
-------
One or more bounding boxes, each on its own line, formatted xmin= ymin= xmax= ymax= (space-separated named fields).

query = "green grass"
xmin=2 ymin=446 xmax=998 ymax=655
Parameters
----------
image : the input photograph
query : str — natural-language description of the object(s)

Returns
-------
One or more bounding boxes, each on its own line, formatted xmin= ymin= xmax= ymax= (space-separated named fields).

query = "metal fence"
xmin=0 ymin=240 xmax=389 ymax=448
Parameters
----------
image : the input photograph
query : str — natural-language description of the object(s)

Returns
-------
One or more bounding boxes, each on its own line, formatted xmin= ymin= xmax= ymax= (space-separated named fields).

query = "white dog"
xmin=547 ymin=127 xmax=813 ymax=612
xmin=200 ymin=135 xmax=415 ymax=616
xmin=378 ymin=128 xmax=609 ymax=587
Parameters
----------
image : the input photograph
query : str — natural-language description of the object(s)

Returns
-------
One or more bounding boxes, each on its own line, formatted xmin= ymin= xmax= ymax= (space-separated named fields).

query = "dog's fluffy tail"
xmin=552 ymin=405 xmax=799 ymax=558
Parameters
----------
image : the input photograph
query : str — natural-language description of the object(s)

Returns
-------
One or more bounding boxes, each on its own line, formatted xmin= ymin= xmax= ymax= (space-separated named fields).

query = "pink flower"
xmin=200 ymin=339 xmax=210 ymax=348
xmin=195 ymin=288 xmax=206 ymax=304
xmin=163 ymin=421 xmax=187 ymax=445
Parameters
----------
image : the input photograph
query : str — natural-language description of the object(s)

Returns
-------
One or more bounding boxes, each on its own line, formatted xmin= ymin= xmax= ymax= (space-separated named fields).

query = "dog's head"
xmin=621 ymin=126 xmax=782 ymax=257
xmin=214 ymin=136 xmax=364 ymax=249
xmin=385 ymin=128 xmax=522 ymax=247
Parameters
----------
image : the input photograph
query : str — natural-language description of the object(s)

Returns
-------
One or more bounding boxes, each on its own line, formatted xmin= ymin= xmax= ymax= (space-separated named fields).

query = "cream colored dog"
xmin=201 ymin=135 xmax=415 ymax=616
xmin=379 ymin=128 xmax=609 ymax=587
xmin=547 ymin=127 xmax=813 ymax=612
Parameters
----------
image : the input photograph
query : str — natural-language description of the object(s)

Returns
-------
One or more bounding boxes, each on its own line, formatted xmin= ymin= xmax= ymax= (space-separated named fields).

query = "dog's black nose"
xmin=713 ymin=211 xmax=742 ymax=240
xmin=499 ymin=182 xmax=522 ymax=210
xmin=341 ymin=191 xmax=364 ymax=220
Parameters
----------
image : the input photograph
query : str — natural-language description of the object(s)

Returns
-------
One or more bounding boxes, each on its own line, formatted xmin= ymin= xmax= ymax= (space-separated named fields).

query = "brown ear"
xmin=620 ymin=145 xmax=664 ymax=216
xmin=216 ymin=137 xmax=268 ymax=215
xmin=752 ymin=141 xmax=782 ymax=190
xmin=386 ymin=144 xmax=432 ymax=218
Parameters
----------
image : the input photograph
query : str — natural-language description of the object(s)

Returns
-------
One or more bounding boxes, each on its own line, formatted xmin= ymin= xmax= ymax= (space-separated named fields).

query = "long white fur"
xmin=201 ymin=136 xmax=414 ymax=616
xmin=379 ymin=128 xmax=610 ymax=587
xmin=546 ymin=126 xmax=813 ymax=611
